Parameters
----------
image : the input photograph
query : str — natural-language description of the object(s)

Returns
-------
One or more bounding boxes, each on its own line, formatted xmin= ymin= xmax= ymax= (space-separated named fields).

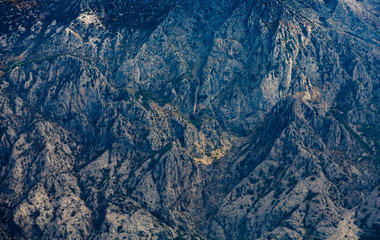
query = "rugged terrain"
xmin=0 ymin=0 xmax=379 ymax=239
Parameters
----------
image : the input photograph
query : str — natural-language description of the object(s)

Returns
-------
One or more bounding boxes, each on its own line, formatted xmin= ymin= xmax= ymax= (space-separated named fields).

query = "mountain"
xmin=0 ymin=0 xmax=379 ymax=239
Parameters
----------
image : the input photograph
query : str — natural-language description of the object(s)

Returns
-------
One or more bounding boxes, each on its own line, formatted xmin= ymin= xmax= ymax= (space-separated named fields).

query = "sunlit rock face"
xmin=0 ymin=0 xmax=379 ymax=239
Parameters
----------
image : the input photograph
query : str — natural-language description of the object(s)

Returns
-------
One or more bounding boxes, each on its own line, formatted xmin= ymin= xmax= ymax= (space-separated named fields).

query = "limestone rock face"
xmin=0 ymin=0 xmax=379 ymax=239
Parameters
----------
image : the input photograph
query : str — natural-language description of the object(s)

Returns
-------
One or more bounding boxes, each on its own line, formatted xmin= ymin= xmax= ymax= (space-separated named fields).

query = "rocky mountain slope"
xmin=0 ymin=0 xmax=379 ymax=239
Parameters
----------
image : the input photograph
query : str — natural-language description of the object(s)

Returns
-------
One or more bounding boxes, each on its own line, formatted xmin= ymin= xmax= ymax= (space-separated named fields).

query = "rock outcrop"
xmin=0 ymin=0 xmax=379 ymax=239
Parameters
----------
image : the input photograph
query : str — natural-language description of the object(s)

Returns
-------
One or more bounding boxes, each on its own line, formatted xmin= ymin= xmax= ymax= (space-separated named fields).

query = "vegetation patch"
xmin=358 ymin=124 xmax=380 ymax=164
xmin=189 ymin=114 xmax=203 ymax=128
xmin=305 ymin=191 xmax=318 ymax=201
xmin=331 ymin=109 xmax=373 ymax=155
xmin=336 ymin=81 xmax=358 ymax=112
xmin=135 ymin=89 xmax=170 ymax=107
xmin=0 ymin=54 xmax=63 ymax=74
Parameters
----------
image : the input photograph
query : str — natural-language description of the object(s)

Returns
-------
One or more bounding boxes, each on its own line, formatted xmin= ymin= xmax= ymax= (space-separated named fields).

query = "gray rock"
xmin=0 ymin=0 xmax=379 ymax=239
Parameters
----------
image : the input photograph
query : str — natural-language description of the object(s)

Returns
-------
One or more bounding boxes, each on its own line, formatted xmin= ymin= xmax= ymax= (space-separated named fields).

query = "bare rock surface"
xmin=0 ymin=0 xmax=379 ymax=239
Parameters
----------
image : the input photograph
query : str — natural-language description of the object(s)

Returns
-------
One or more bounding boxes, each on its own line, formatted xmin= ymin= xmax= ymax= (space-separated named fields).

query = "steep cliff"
xmin=0 ymin=0 xmax=379 ymax=239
